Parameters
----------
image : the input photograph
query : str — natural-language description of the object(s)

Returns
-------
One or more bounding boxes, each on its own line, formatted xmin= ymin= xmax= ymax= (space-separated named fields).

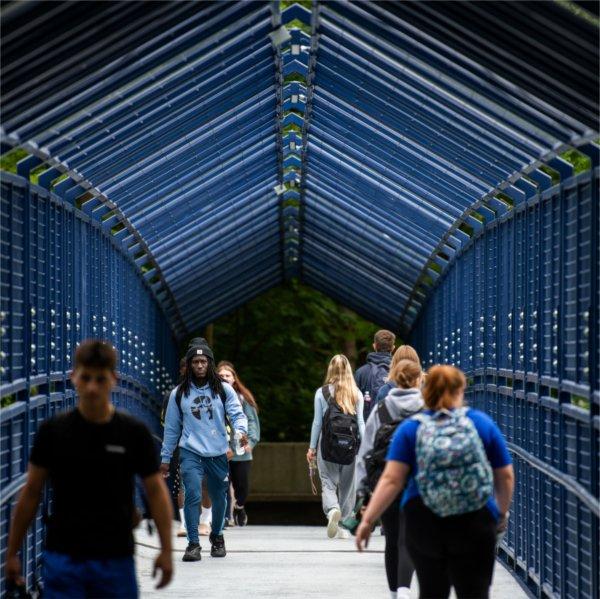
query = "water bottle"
xmin=233 ymin=431 xmax=245 ymax=456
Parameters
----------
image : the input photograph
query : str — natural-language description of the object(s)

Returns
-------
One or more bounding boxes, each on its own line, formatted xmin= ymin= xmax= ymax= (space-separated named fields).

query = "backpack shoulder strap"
xmin=219 ymin=388 xmax=227 ymax=406
xmin=321 ymin=385 xmax=332 ymax=404
xmin=377 ymin=400 xmax=393 ymax=425
xmin=175 ymin=392 xmax=183 ymax=418
xmin=412 ymin=413 xmax=429 ymax=424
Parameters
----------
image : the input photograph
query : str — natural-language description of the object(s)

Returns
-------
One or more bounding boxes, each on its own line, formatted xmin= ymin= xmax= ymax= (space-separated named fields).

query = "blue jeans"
xmin=42 ymin=551 xmax=137 ymax=598
xmin=179 ymin=448 xmax=229 ymax=544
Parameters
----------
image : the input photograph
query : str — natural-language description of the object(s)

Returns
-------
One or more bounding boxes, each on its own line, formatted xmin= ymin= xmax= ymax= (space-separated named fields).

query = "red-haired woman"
xmin=356 ymin=365 xmax=515 ymax=599
xmin=217 ymin=361 xmax=260 ymax=527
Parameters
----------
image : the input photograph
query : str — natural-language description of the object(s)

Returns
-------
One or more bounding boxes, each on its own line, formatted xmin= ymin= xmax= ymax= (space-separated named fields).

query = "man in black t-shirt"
xmin=5 ymin=340 xmax=173 ymax=598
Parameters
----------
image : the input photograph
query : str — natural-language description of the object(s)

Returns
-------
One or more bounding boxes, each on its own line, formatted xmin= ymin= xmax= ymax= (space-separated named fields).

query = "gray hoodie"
xmin=355 ymin=387 xmax=424 ymax=488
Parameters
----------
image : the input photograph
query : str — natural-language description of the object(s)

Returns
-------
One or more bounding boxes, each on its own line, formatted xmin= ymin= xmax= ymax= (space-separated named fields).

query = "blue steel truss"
xmin=0 ymin=1 xmax=599 ymax=597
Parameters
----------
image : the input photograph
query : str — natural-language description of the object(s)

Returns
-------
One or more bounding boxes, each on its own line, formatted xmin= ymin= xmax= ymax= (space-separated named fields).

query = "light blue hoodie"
xmin=161 ymin=381 xmax=248 ymax=461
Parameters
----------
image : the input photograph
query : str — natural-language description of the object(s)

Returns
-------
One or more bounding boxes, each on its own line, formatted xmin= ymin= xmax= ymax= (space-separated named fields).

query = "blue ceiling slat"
xmin=303 ymin=193 xmax=429 ymax=277
xmin=304 ymin=181 xmax=442 ymax=261
xmin=310 ymin=94 xmax=493 ymax=199
xmin=54 ymin=54 xmax=275 ymax=165
xmin=311 ymin=66 xmax=525 ymax=184
xmin=162 ymin=211 xmax=281 ymax=280
xmin=322 ymin=3 xmax=584 ymax=141
xmin=301 ymin=219 xmax=415 ymax=296
xmin=8 ymin=3 xmax=269 ymax=138
xmin=173 ymin=244 xmax=282 ymax=307
xmin=148 ymin=185 xmax=278 ymax=255
xmin=84 ymin=86 xmax=275 ymax=184
xmin=319 ymin=5 xmax=576 ymax=145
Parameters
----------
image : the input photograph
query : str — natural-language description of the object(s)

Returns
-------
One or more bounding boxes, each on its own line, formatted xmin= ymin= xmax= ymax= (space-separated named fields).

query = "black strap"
xmin=377 ymin=399 xmax=393 ymax=425
xmin=321 ymin=385 xmax=332 ymax=404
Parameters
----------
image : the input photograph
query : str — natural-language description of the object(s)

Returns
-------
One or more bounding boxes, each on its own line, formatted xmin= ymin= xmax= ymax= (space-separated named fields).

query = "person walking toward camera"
xmin=307 ymin=355 xmax=365 ymax=539
xmin=356 ymin=365 xmax=514 ymax=599
xmin=161 ymin=341 xmax=248 ymax=562
xmin=5 ymin=340 xmax=173 ymax=598
xmin=217 ymin=361 xmax=261 ymax=527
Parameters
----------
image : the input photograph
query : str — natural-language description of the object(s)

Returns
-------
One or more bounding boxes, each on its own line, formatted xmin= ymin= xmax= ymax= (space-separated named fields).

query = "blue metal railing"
xmin=0 ymin=173 xmax=177 ymax=594
xmin=411 ymin=165 xmax=599 ymax=599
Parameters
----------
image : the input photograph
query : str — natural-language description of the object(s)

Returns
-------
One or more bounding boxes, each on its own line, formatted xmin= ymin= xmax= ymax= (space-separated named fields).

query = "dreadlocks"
xmin=176 ymin=355 xmax=224 ymax=403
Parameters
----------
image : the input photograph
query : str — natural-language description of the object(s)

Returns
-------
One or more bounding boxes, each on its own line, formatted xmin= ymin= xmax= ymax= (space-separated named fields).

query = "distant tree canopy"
xmin=188 ymin=280 xmax=391 ymax=442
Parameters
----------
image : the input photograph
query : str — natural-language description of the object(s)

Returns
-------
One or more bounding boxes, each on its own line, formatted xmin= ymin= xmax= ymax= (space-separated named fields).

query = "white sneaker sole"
xmin=327 ymin=508 xmax=341 ymax=538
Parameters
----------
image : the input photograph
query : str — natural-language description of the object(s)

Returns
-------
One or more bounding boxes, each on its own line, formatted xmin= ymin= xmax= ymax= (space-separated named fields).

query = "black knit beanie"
xmin=185 ymin=342 xmax=214 ymax=362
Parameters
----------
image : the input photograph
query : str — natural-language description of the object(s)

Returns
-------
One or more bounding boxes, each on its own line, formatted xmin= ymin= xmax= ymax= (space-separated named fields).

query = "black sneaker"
xmin=182 ymin=543 xmax=201 ymax=562
xmin=234 ymin=505 xmax=248 ymax=527
xmin=209 ymin=533 xmax=226 ymax=557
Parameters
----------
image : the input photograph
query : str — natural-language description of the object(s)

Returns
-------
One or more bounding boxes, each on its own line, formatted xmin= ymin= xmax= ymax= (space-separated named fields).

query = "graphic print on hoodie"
xmin=191 ymin=395 xmax=214 ymax=421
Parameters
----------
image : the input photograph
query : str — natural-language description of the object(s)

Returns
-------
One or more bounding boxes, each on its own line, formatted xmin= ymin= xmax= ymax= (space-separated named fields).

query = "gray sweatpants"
xmin=317 ymin=447 xmax=356 ymax=519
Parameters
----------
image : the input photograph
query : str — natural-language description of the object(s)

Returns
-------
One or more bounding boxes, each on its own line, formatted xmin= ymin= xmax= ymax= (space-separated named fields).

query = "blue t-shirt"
xmin=386 ymin=408 xmax=512 ymax=520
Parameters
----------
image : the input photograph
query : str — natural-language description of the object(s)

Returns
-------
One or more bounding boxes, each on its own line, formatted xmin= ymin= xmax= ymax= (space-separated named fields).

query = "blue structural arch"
xmin=0 ymin=1 xmax=598 ymax=597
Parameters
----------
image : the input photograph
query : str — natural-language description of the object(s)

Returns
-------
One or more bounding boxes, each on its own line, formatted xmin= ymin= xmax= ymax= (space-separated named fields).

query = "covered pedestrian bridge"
xmin=1 ymin=1 xmax=598 ymax=597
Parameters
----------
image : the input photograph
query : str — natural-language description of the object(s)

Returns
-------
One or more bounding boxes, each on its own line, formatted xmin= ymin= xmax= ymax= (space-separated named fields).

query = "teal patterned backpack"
xmin=414 ymin=408 xmax=493 ymax=517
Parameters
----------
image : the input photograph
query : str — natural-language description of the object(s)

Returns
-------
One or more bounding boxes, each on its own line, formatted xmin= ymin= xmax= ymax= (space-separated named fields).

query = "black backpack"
xmin=363 ymin=400 xmax=418 ymax=491
xmin=363 ymin=362 xmax=389 ymax=420
xmin=320 ymin=385 xmax=360 ymax=465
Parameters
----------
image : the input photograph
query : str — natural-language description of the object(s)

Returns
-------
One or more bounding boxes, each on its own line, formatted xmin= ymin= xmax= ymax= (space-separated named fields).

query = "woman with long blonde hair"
xmin=306 ymin=354 xmax=365 ymax=539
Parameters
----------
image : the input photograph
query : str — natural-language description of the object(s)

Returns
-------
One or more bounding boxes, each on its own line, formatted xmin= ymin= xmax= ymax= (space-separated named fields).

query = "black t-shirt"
xmin=30 ymin=408 xmax=159 ymax=558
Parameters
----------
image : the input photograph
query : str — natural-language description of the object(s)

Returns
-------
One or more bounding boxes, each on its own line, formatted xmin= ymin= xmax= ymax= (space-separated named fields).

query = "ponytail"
xmin=389 ymin=359 xmax=422 ymax=389
xmin=422 ymin=365 xmax=466 ymax=410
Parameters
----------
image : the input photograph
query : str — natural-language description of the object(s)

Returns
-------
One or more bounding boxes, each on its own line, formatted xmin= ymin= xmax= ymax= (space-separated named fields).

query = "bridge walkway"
xmin=135 ymin=525 xmax=527 ymax=599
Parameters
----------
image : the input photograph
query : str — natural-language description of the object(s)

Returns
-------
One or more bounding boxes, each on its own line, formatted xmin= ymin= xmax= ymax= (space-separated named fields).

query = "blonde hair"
xmin=387 ymin=345 xmax=421 ymax=381
xmin=423 ymin=365 xmax=466 ymax=410
xmin=389 ymin=359 xmax=422 ymax=389
xmin=324 ymin=354 xmax=360 ymax=415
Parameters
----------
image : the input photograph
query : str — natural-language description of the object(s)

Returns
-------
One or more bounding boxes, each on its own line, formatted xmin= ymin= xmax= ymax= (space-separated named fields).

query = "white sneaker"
xmin=397 ymin=587 xmax=411 ymax=599
xmin=337 ymin=527 xmax=350 ymax=539
xmin=327 ymin=507 xmax=341 ymax=538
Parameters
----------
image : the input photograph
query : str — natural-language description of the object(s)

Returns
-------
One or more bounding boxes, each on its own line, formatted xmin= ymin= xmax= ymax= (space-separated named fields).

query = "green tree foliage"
xmin=197 ymin=281 xmax=387 ymax=442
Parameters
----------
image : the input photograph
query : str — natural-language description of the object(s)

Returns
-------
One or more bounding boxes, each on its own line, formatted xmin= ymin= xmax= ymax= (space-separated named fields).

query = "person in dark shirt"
xmin=5 ymin=340 xmax=173 ymax=598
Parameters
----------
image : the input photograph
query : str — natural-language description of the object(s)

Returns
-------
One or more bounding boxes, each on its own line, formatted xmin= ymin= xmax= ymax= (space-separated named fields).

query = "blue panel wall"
xmin=410 ymin=168 xmax=599 ymax=599
xmin=0 ymin=174 xmax=177 ymax=593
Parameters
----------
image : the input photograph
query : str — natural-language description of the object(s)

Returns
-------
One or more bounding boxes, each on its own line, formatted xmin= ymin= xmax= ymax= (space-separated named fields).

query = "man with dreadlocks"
xmin=160 ymin=340 xmax=248 ymax=562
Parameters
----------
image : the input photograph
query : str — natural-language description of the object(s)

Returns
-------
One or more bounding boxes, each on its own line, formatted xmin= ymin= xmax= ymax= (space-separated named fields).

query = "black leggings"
xmin=404 ymin=498 xmax=497 ymax=599
xmin=381 ymin=501 xmax=414 ymax=591
xmin=229 ymin=461 xmax=251 ymax=506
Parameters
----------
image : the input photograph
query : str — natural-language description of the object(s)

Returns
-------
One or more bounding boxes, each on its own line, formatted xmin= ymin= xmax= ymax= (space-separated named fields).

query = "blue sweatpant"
xmin=179 ymin=447 xmax=229 ymax=544
xmin=42 ymin=551 xmax=137 ymax=598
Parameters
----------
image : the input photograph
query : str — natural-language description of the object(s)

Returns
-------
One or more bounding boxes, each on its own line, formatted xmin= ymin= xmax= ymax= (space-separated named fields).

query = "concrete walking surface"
xmin=135 ymin=525 xmax=527 ymax=599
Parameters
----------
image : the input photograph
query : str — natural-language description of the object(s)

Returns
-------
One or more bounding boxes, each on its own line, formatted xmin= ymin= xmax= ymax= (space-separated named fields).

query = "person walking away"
xmin=161 ymin=341 xmax=248 ymax=562
xmin=356 ymin=365 xmax=515 ymax=599
xmin=374 ymin=345 xmax=421 ymax=406
xmin=307 ymin=355 xmax=365 ymax=539
xmin=217 ymin=361 xmax=261 ymax=527
xmin=355 ymin=359 xmax=424 ymax=599
xmin=5 ymin=340 xmax=173 ymax=598
xmin=354 ymin=330 xmax=396 ymax=421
